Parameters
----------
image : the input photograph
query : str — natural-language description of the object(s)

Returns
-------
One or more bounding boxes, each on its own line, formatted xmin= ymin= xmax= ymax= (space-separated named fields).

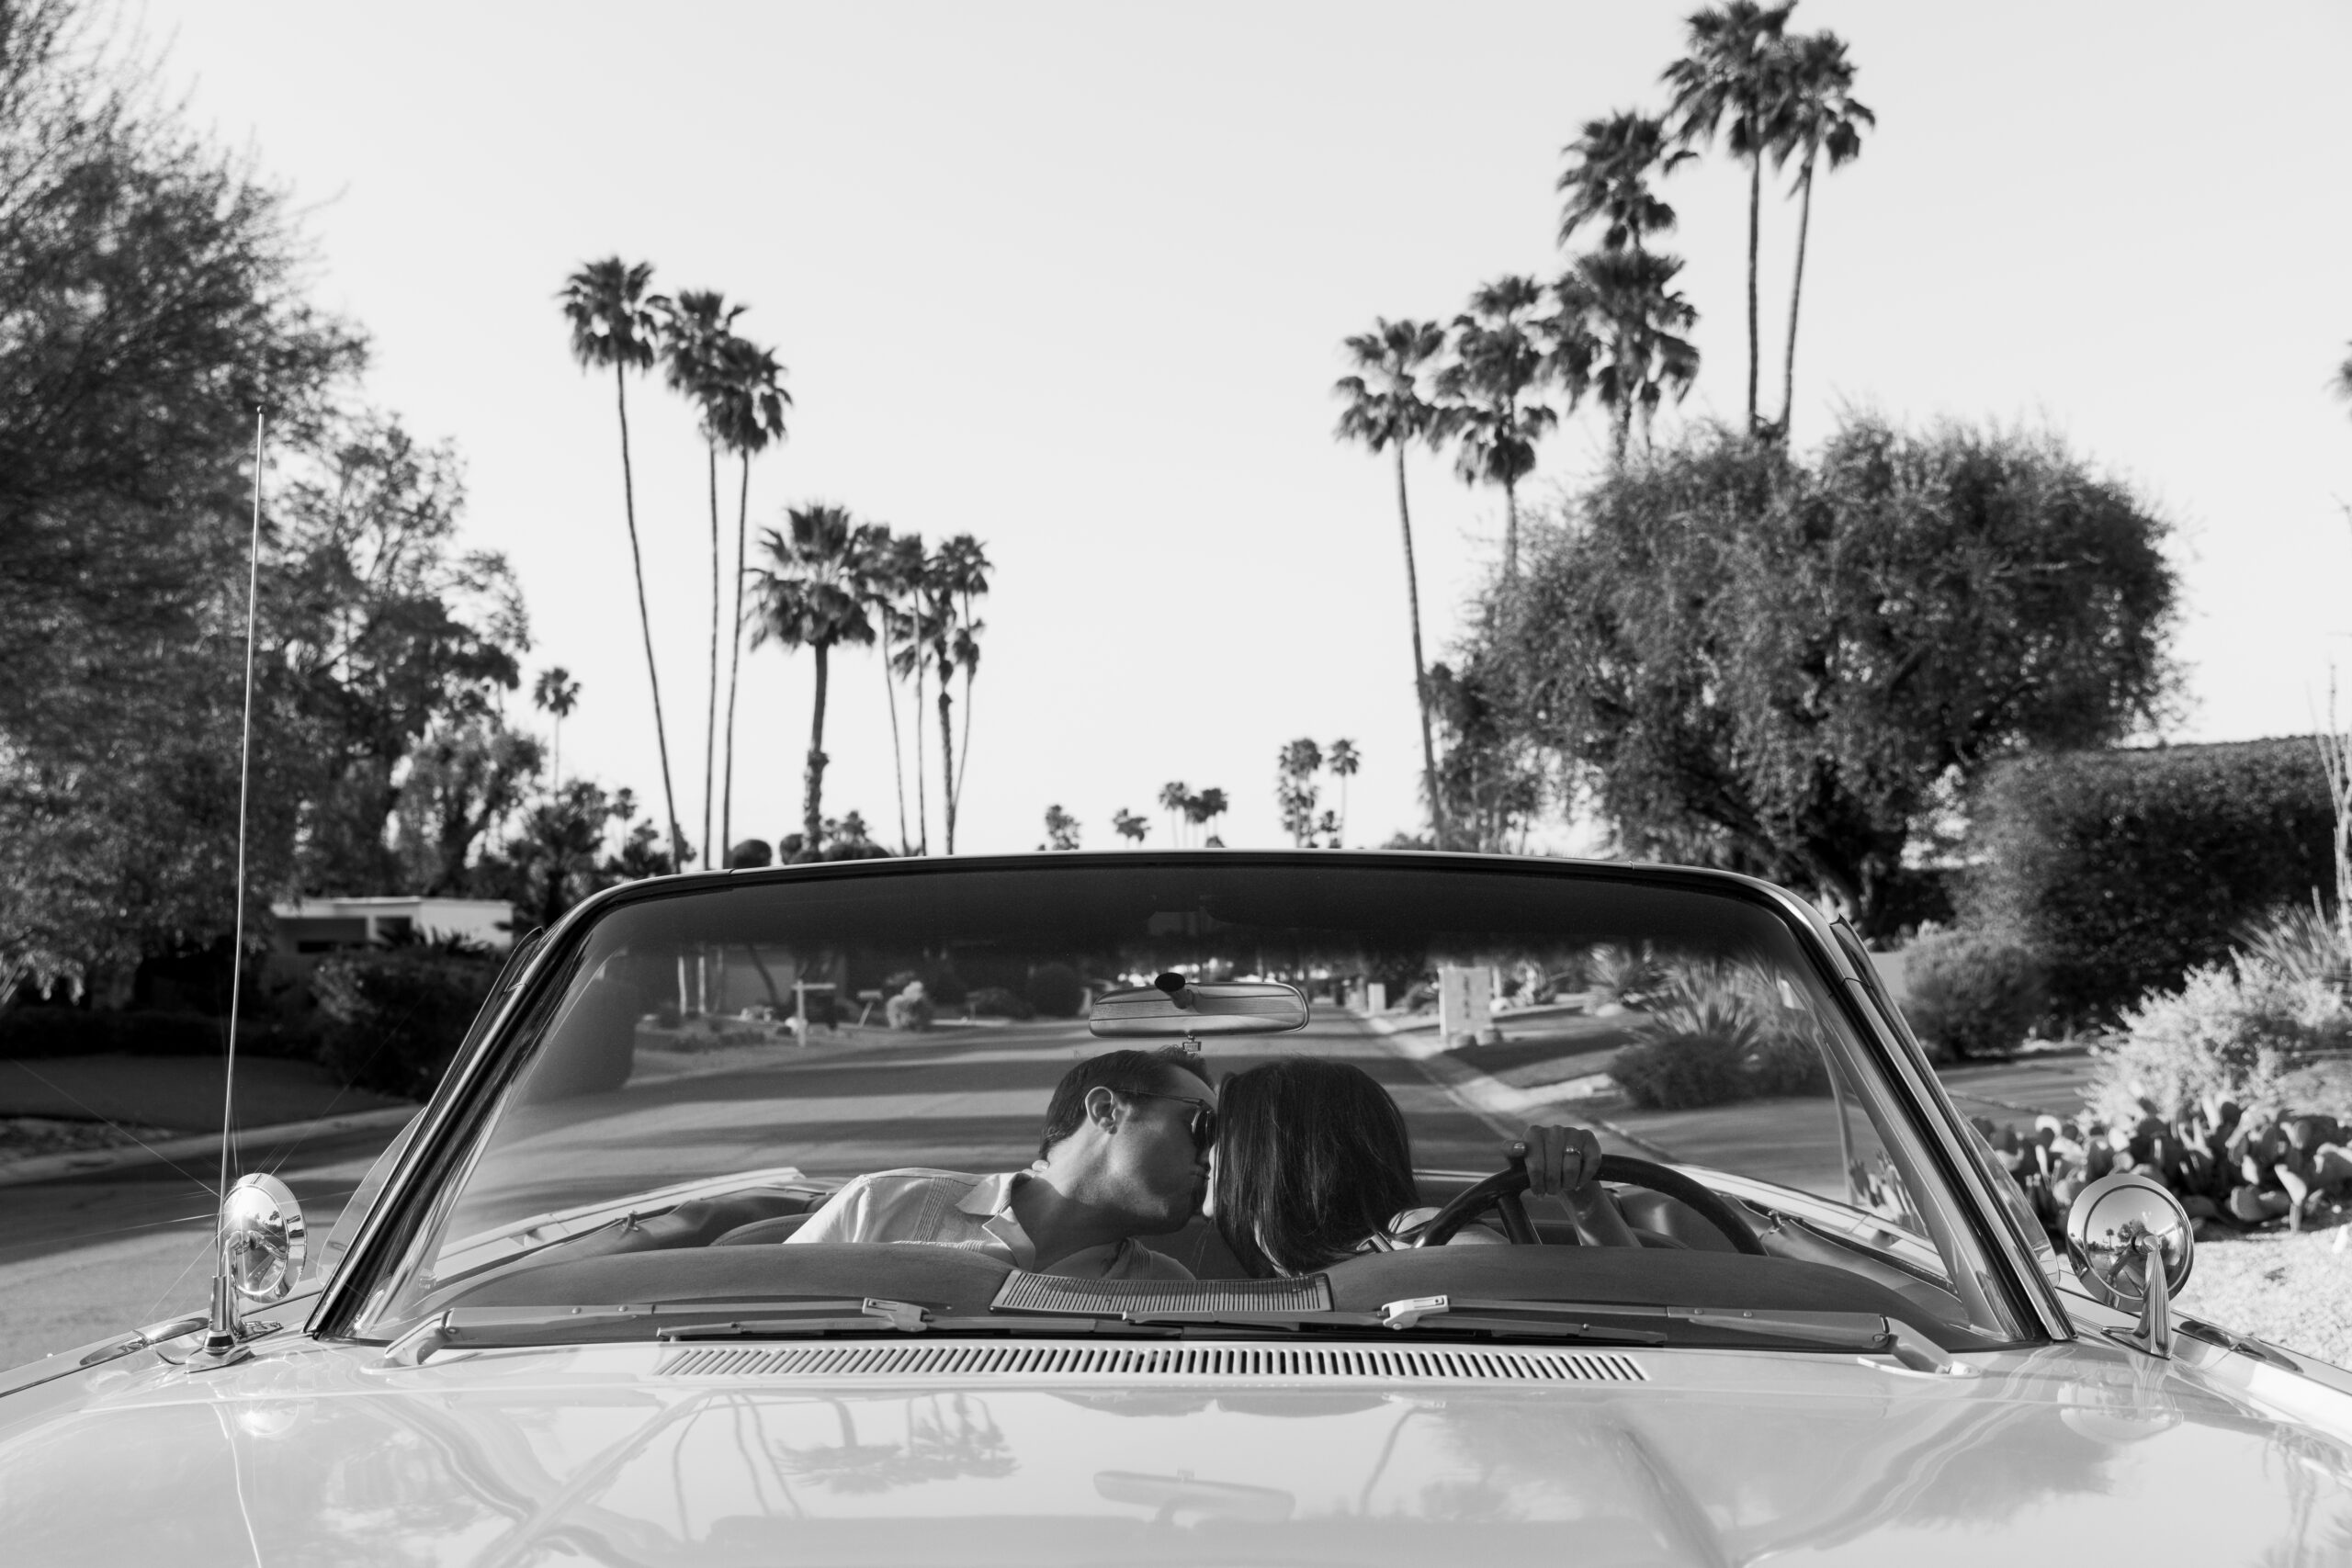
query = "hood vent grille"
xmin=657 ymin=1341 xmax=1646 ymax=1384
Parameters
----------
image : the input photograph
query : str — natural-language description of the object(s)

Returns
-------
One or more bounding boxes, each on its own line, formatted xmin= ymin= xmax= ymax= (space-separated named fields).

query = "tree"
xmin=1327 ymin=739 xmax=1360 ymax=845
xmin=1486 ymin=420 xmax=2177 ymax=933
xmin=1159 ymin=780 xmax=1191 ymax=846
xmin=1435 ymin=275 xmax=1561 ymax=578
xmin=1556 ymin=110 xmax=1692 ymax=257
xmin=2335 ymin=344 xmax=2352 ymax=414
xmin=1557 ymin=250 xmax=1702 ymax=463
xmin=1770 ymin=30 xmax=1872 ymax=433
xmin=1275 ymin=739 xmax=1323 ymax=846
xmin=1663 ymin=0 xmax=1796 ymax=435
xmin=560 ymin=257 xmax=684 ymax=866
xmin=1428 ymin=655 xmax=1547 ymax=853
xmin=1195 ymin=787 xmax=1229 ymax=846
xmin=1334 ymin=320 xmax=1451 ymax=847
xmin=702 ymin=331 xmax=791 ymax=863
xmin=1040 ymin=804 xmax=1081 ymax=852
xmin=875 ymin=529 xmax=930 ymax=853
xmin=659 ymin=288 xmax=742 ymax=871
xmin=919 ymin=535 xmax=991 ymax=853
xmin=391 ymin=713 xmax=544 ymax=896
xmin=749 ymin=504 xmax=878 ymax=850
xmin=1112 ymin=808 xmax=1149 ymax=845
xmin=532 ymin=668 xmax=580 ymax=791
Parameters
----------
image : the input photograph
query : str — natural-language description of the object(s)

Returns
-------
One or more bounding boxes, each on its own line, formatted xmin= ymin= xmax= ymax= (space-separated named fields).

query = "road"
xmin=0 ymin=1010 xmax=1536 ymax=1370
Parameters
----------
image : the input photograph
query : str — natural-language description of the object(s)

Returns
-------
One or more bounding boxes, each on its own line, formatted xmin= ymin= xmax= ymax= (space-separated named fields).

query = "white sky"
xmin=140 ymin=1 xmax=2352 ymax=858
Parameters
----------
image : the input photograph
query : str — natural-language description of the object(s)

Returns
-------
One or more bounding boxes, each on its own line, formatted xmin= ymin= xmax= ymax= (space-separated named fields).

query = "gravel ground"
xmin=2179 ymin=1221 xmax=2352 ymax=1368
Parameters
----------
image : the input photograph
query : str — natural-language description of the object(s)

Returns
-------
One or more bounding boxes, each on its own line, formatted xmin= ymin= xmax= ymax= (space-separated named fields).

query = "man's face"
xmin=1101 ymin=1067 xmax=1214 ymax=1234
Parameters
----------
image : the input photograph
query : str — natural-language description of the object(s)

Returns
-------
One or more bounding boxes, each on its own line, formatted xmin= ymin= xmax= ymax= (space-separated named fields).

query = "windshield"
xmin=344 ymin=857 xmax=2031 ymax=1347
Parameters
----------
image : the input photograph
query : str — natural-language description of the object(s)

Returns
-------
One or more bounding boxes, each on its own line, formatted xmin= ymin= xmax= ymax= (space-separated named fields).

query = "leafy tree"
xmin=1435 ymin=276 xmax=1561 ymax=578
xmin=749 ymin=504 xmax=877 ymax=850
xmin=1487 ymin=420 xmax=2177 ymax=933
xmin=1770 ymin=30 xmax=1872 ymax=432
xmin=560 ymin=256 xmax=684 ymax=867
xmin=1556 ymin=110 xmax=1691 ymax=257
xmin=1334 ymin=320 xmax=1450 ymax=846
xmin=1556 ymin=251 xmax=1702 ymax=463
xmin=1327 ymin=739 xmax=1360 ymax=845
xmin=1040 ymin=804 xmax=1081 ymax=851
xmin=2335 ymin=344 xmax=2352 ymax=414
xmin=1663 ymin=0 xmax=1796 ymax=435
xmin=1112 ymin=807 xmax=1149 ymax=845
xmin=492 ymin=779 xmax=645 ymax=931
xmin=1275 ymin=738 xmax=1323 ymax=846
xmin=659 ymin=287 xmax=745 ymax=871
xmin=707 ymin=335 xmax=790 ymax=856
xmin=391 ymin=713 xmax=544 ymax=896
xmin=531 ymin=667 xmax=580 ymax=790
xmin=1427 ymin=656 xmax=1547 ymax=853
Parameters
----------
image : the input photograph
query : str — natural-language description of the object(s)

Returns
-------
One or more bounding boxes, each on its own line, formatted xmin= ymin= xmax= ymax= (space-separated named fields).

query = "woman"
xmin=1209 ymin=1056 xmax=1631 ymax=1279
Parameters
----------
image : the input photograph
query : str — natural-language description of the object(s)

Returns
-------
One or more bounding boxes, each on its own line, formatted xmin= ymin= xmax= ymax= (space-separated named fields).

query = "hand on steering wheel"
xmin=1514 ymin=1123 xmax=1603 ymax=1200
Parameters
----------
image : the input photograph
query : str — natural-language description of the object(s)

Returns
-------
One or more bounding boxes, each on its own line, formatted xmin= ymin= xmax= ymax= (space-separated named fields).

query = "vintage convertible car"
xmin=5 ymin=850 xmax=2352 ymax=1563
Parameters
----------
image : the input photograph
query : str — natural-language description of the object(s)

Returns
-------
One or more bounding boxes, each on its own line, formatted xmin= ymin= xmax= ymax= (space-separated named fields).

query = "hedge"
xmin=1966 ymin=739 xmax=2336 ymax=1021
xmin=313 ymin=945 xmax=503 ymax=1099
xmin=0 ymin=1007 xmax=312 ymax=1060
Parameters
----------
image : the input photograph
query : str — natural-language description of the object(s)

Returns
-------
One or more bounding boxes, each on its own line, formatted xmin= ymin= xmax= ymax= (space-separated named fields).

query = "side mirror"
xmin=2064 ymin=1171 xmax=2193 ymax=1358
xmin=1090 ymin=974 xmax=1308 ymax=1039
xmin=222 ymin=1172 xmax=308 ymax=1303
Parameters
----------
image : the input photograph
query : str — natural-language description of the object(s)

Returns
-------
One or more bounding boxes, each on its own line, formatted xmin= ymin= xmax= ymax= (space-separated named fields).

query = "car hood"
xmin=4 ymin=1336 xmax=2351 ymax=1565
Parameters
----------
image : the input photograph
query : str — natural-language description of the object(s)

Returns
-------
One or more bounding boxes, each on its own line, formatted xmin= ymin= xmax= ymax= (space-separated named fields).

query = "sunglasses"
xmin=1123 ymin=1089 xmax=1217 ymax=1152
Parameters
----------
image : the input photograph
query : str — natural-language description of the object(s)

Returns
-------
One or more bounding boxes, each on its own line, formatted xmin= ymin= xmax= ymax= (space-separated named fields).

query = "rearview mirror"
xmin=1090 ymin=973 xmax=1309 ymax=1038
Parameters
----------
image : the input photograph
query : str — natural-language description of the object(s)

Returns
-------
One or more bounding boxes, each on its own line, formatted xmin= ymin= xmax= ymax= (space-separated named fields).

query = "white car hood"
xmin=3 ymin=1335 xmax=2350 ymax=1565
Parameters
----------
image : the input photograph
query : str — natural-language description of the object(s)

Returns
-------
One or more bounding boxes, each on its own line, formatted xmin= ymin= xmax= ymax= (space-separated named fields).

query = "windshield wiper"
xmin=378 ymin=1298 xmax=937 ymax=1362
xmin=1372 ymin=1297 xmax=1951 ymax=1368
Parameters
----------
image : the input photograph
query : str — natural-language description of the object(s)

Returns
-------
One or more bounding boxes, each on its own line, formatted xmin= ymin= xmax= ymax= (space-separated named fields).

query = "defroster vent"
xmin=657 ymin=1341 xmax=1647 ymax=1384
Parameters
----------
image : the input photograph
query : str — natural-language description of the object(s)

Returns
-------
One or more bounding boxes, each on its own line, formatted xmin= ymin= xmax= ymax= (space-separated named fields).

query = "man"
xmin=788 ymin=1045 xmax=1214 ymax=1279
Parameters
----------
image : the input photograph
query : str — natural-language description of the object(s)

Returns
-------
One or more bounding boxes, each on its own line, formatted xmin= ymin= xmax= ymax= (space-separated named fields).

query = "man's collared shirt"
xmin=786 ymin=1168 xmax=1194 ymax=1280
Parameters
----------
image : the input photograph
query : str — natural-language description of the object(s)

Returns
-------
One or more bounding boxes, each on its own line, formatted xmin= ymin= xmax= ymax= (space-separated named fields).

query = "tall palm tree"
xmin=748 ymin=504 xmax=878 ymax=850
xmin=1663 ymin=0 xmax=1796 ymax=435
xmin=1771 ymin=30 xmax=1872 ymax=433
xmin=1159 ymin=780 xmax=1190 ymax=847
xmin=2332 ymin=345 xmax=2352 ymax=413
xmin=659 ymin=289 xmax=746 ymax=870
xmin=1435 ymin=276 xmax=1560 ymax=579
xmin=1556 ymin=110 xmax=1692 ymax=257
xmin=707 ymin=335 xmax=792 ymax=860
xmin=920 ymin=535 xmax=991 ymax=853
xmin=560 ymin=257 xmax=684 ymax=867
xmin=1327 ymin=738 xmax=1359 ymax=844
xmin=1558 ymin=250 xmax=1702 ymax=463
xmin=870 ymin=529 xmax=926 ymax=854
xmin=531 ymin=668 xmax=581 ymax=792
xmin=1334 ymin=319 xmax=1451 ymax=848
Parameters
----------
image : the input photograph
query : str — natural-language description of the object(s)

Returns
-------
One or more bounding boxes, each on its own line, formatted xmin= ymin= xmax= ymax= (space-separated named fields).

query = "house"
xmin=270 ymin=897 xmax=514 ymax=956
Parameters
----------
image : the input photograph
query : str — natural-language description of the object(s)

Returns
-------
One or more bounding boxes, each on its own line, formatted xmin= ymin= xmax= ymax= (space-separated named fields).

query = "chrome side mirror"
xmin=2064 ymin=1171 xmax=2193 ymax=1358
xmin=191 ymin=1173 xmax=307 ymax=1370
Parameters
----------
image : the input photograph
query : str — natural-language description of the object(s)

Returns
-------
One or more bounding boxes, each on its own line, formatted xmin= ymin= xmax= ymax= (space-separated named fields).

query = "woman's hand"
xmin=1515 ymin=1123 xmax=1602 ymax=1198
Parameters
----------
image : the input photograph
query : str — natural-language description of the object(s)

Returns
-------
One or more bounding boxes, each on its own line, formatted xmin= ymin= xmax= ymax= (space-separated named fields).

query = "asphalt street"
xmin=0 ymin=1010 xmax=1529 ymax=1371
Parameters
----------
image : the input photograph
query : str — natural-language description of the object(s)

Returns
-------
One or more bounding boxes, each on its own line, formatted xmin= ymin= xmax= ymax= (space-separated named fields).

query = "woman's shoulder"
xmin=1377 ymin=1207 xmax=1508 ymax=1248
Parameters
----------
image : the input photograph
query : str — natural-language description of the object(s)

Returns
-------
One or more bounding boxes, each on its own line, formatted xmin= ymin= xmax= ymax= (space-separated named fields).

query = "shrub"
xmin=1967 ymin=739 xmax=2337 ymax=1021
xmin=1611 ymin=1030 xmax=1748 ymax=1109
xmin=1900 ymin=928 xmax=2049 ymax=1059
xmin=0 ymin=1007 xmax=311 ymax=1060
xmin=1610 ymin=962 xmax=1829 ymax=1108
xmin=312 ymin=946 xmax=502 ymax=1098
xmin=967 ymin=986 xmax=1035 ymax=1021
xmin=2084 ymin=955 xmax=2352 ymax=1127
xmin=883 ymin=983 xmax=935 ymax=1032
xmin=2234 ymin=899 xmax=2351 ymax=991
xmin=1024 ymin=962 xmax=1085 ymax=1019
xmin=1588 ymin=943 xmax=1663 ymax=1009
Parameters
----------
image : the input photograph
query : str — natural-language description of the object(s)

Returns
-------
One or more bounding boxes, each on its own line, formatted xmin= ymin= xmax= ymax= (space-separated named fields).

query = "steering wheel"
xmin=1416 ymin=1153 xmax=1769 ymax=1256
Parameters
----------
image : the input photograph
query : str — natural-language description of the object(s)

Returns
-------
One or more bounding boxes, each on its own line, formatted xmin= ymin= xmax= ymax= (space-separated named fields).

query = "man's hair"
xmin=1036 ymin=1045 xmax=1198 ymax=1159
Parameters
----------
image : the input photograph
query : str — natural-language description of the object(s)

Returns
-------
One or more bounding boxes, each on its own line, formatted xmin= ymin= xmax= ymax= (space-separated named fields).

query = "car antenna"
xmin=198 ymin=409 xmax=268 ymax=1362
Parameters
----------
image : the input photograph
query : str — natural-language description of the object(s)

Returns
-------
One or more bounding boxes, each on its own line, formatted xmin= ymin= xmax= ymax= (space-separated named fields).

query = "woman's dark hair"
xmin=1213 ymin=1057 xmax=1417 ymax=1278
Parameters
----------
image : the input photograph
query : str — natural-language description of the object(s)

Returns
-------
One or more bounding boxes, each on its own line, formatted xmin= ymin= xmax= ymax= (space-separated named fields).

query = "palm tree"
xmin=1197 ymin=787 xmax=1229 ymax=847
xmin=1558 ymin=250 xmax=1702 ymax=463
xmin=1435 ymin=276 xmax=1560 ymax=579
xmin=1112 ymin=808 xmax=1149 ymax=846
xmin=660 ymin=288 xmax=746 ymax=870
xmin=2333 ymin=345 xmax=2352 ymax=414
xmin=1327 ymin=738 xmax=1359 ymax=844
xmin=920 ymin=535 xmax=991 ymax=853
xmin=870 ymin=529 xmax=926 ymax=854
xmin=1663 ymin=0 xmax=1796 ymax=435
xmin=748 ymin=504 xmax=878 ymax=850
xmin=707 ymin=335 xmax=791 ymax=861
xmin=1556 ymin=110 xmax=1692 ymax=257
xmin=559 ymin=257 xmax=684 ymax=867
xmin=1334 ymin=319 xmax=1451 ymax=849
xmin=1771 ymin=30 xmax=1872 ymax=433
xmin=1159 ymin=780 xmax=1190 ymax=846
xmin=531 ymin=668 xmax=581 ymax=792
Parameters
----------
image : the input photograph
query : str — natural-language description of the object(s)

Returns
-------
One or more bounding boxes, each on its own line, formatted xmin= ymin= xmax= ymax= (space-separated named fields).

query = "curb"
xmin=0 ymin=1104 xmax=418 ymax=1189
xmin=1351 ymin=1008 xmax=1679 ymax=1162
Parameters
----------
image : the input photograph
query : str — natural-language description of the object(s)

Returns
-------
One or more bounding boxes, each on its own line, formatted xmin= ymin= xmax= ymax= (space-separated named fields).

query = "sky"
xmin=134 ymin=0 xmax=2352 ymax=859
